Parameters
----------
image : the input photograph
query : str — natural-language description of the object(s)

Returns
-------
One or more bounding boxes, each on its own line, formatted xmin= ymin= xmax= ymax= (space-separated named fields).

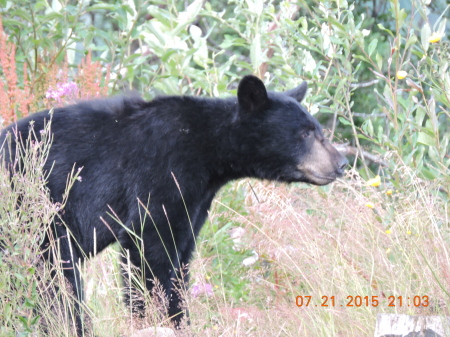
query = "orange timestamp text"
xmin=295 ymin=295 xmax=429 ymax=308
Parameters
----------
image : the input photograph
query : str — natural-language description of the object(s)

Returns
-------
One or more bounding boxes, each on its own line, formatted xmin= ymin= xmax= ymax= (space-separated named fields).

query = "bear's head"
xmin=236 ymin=75 xmax=348 ymax=186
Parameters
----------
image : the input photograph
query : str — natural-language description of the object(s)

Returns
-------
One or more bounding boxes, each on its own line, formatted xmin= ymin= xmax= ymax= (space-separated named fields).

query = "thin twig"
xmin=334 ymin=142 xmax=389 ymax=167
xmin=349 ymin=79 xmax=379 ymax=88
xmin=258 ymin=1 xmax=299 ymax=78
xmin=352 ymin=112 xmax=385 ymax=117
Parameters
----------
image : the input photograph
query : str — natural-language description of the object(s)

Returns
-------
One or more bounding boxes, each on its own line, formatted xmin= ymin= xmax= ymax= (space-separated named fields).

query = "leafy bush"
xmin=0 ymin=117 xmax=83 ymax=336
xmin=0 ymin=0 xmax=448 ymax=335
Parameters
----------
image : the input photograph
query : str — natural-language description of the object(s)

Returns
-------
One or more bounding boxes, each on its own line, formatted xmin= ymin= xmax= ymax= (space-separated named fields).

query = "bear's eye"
xmin=301 ymin=130 xmax=312 ymax=139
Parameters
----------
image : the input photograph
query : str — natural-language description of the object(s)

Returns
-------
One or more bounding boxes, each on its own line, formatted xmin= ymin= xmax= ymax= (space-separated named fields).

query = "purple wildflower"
xmin=191 ymin=283 xmax=213 ymax=298
xmin=46 ymin=82 xmax=78 ymax=103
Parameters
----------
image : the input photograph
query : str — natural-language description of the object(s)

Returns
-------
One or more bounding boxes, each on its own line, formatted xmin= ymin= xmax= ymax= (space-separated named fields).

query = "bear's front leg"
xmin=48 ymin=229 xmax=87 ymax=336
xmin=119 ymin=226 xmax=180 ymax=324
xmin=168 ymin=235 xmax=196 ymax=327
xmin=167 ymin=192 xmax=217 ymax=326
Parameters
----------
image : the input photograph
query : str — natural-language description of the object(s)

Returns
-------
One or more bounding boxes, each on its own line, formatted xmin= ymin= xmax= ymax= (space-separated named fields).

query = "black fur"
xmin=0 ymin=75 xmax=347 ymax=332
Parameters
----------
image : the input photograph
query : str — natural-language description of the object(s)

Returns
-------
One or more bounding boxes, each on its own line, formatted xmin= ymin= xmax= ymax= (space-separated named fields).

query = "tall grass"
xmin=184 ymin=167 xmax=449 ymax=336
xmin=0 ymin=119 xmax=82 ymax=336
xmin=57 ymin=163 xmax=448 ymax=336
xmin=0 ymin=150 xmax=447 ymax=335
xmin=0 ymin=0 xmax=448 ymax=336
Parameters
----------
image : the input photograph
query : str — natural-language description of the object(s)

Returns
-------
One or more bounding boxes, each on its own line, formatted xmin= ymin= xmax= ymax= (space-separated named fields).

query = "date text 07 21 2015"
xmin=296 ymin=295 xmax=429 ymax=308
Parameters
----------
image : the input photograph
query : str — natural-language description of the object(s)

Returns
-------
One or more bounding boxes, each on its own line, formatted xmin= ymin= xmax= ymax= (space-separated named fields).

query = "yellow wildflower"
xmin=386 ymin=229 xmax=392 ymax=234
xmin=386 ymin=189 xmax=393 ymax=195
xmin=429 ymin=32 xmax=441 ymax=43
xmin=406 ymin=230 xmax=411 ymax=235
xmin=386 ymin=248 xmax=391 ymax=254
xmin=397 ymin=70 xmax=408 ymax=79
xmin=365 ymin=202 xmax=375 ymax=209
xmin=367 ymin=175 xmax=381 ymax=187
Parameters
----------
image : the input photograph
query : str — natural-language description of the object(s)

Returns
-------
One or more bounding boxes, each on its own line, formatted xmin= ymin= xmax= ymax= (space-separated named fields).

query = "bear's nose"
xmin=337 ymin=156 xmax=348 ymax=175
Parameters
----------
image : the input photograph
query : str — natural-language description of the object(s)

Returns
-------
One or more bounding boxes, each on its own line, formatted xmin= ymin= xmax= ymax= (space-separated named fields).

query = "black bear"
xmin=0 ymin=75 xmax=347 ymax=332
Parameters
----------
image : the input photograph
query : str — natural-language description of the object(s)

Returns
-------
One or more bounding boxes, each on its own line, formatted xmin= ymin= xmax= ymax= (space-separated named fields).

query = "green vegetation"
xmin=0 ymin=0 xmax=448 ymax=336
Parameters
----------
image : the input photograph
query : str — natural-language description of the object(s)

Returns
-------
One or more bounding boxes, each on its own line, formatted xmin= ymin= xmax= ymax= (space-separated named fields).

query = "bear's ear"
xmin=237 ymin=75 xmax=268 ymax=113
xmin=285 ymin=81 xmax=308 ymax=102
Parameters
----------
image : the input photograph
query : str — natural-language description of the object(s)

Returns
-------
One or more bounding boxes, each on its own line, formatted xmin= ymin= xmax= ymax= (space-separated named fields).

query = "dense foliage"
xmin=1 ymin=0 xmax=449 ymax=182
xmin=0 ymin=0 xmax=448 ymax=335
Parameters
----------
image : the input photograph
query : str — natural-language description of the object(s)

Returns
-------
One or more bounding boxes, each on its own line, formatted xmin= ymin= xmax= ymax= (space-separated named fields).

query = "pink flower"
xmin=46 ymin=82 xmax=78 ymax=103
xmin=191 ymin=283 xmax=213 ymax=298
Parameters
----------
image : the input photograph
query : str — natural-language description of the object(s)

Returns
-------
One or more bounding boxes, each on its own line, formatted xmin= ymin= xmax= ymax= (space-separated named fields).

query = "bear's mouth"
xmin=294 ymin=168 xmax=341 ymax=186
xmin=285 ymin=169 xmax=339 ymax=185
xmin=307 ymin=173 xmax=338 ymax=185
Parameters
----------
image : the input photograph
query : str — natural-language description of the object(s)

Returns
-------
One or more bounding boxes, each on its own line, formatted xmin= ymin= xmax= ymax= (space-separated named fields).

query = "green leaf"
xmin=160 ymin=49 xmax=177 ymax=62
xmin=421 ymin=167 xmax=437 ymax=180
xmin=124 ymin=53 xmax=141 ymax=64
xmin=190 ymin=25 xmax=208 ymax=68
xmin=377 ymin=23 xmax=394 ymax=37
xmin=338 ymin=117 xmax=351 ymax=126
xmin=405 ymin=34 xmax=418 ymax=52
xmin=377 ymin=125 xmax=384 ymax=144
xmin=144 ymin=21 xmax=165 ymax=46
xmin=357 ymin=134 xmax=372 ymax=141
xmin=18 ymin=316 xmax=28 ymax=326
xmin=421 ymin=23 xmax=431 ymax=52
xmin=172 ymin=0 xmax=203 ymax=37
xmin=147 ymin=6 xmax=173 ymax=27
xmin=353 ymin=54 xmax=370 ymax=63
xmin=414 ymin=146 xmax=425 ymax=168
xmin=428 ymin=146 xmax=440 ymax=165
xmin=220 ymin=35 xmax=247 ymax=49
xmin=354 ymin=29 xmax=364 ymax=47
xmin=362 ymin=119 xmax=374 ymax=136
xmin=86 ymin=4 xmax=118 ymax=11
xmin=376 ymin=52 xmax=383 ymax=70
xmin=2 ymin=18 xmax=27 ymax=30
xmin=4 ymin=303 xmax=12 ymax=321
xmin=427 ymin=97 xmax=438 ymax=133
xmin=436 ymin=18 xmax=447 ymax=36
xmin=30 ymin=315 xmax=40 ymax=326
xmin=14 ymin=273 xmax=25 ymax=282
xmin=398 ymin=9 xmax=407 ymax=28
xmin=417 ymin=131 xmax=435 ymax=146
xmin=415 ymin=106 xmax=426 ymax=126
xmin=440 ymin=134 xmax=449 ymax=161
xmin=250 ymin=33 xmax=261 ymax=69
xmin=43 ymin=12 xmax=64 ymax=22
xmin=8 ymin=8 xmax=32 ymax=22
xmin=51 ymin=0 xmax=62 ymax=12
xmin=328 ymin=17 xmax=346 ymax=34
xmin=246 ymin=0 xmax=264 ymax=16
xmin=368 ymin=38 xmax=378 ymax=57
xmin=24 ymin=298 xmax=35 ymax=308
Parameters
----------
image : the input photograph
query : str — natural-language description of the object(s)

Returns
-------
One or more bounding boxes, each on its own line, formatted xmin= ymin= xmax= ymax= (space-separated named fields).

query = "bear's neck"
xmin=176 ymin=96 xmax=261 ymax=184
